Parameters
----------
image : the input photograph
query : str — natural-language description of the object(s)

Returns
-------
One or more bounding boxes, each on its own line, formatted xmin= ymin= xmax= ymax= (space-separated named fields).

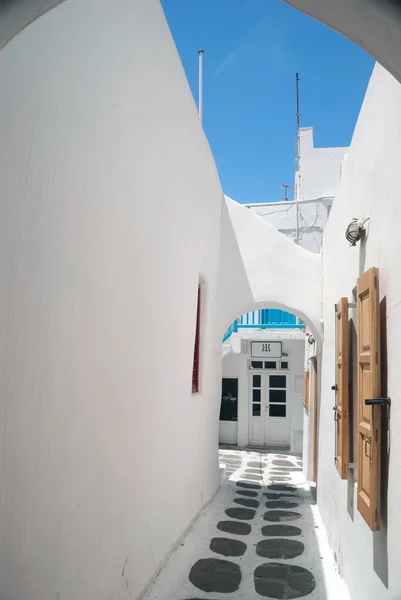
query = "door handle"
xmin=331 ymin=384 xmax=338 ymax=391
xmin=333 ymin=406 xmax=338 ymax=422
xmin=365 ymin=397 xmax=391 ymax=406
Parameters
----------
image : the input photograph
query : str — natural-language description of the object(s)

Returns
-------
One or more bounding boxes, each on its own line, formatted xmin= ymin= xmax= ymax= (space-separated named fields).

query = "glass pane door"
xmin=249 ymin=373 xmax=264 ymax=445
xmin=265 ymin=374 xmax=290 ymax=446
xmin=252 ymin=374 xmax=262 ymax=416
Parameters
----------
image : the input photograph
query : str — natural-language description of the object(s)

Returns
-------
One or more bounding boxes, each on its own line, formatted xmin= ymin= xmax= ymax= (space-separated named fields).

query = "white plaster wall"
xmin=0 ymin=2 xmax=223 ymax=599
xmin=219 ymin=422 xmax=238 ymax=445
xmin=318 ymin=63 xmax=401 ymax=599
xmin=217 ymin=197 xmax=322 ymax=339
xmin=298 ymin=128 xmax=347 ymax=202
xmin=247 ymin=198 xmax=328 ymax=254
xmin=222 ymin=353 xmax=240 ymax=378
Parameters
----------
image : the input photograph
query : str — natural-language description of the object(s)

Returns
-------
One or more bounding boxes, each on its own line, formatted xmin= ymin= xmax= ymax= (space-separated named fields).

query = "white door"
xmin=249 ymin=372 xmax=264 ymax=445
xmin=249 ymin=372 xmax=290 ymax=447
xmin=265 ymin=373 xmax=290 ymax=446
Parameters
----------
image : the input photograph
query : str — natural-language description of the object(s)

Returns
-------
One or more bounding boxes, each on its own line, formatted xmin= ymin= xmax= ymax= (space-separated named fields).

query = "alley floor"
xmin=143 ymin=448 xmax=351 ymax=600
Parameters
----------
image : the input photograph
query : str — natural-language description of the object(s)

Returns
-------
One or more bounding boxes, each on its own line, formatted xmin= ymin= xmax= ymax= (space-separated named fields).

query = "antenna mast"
xmin=295 ymin=73 xmax=301 ymax=244
xmin=198 ymin=50 xmax=204 ymax=125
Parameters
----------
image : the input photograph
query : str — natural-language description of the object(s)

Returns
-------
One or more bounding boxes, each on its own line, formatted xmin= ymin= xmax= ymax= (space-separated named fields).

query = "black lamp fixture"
xmin=345 ymin=218 xmax=366 ymax=246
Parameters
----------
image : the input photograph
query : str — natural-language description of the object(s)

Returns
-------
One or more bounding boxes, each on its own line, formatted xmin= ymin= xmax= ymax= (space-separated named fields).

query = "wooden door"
xmin=303 ymin=370 xmax=310 ymax=411
xmin=312 ymin=357 xmax=318 ymax=482
xmin=357 ymin=268 xmax=381 ymax=531
xmin=335 ymin=298 xmax=349 ymax=479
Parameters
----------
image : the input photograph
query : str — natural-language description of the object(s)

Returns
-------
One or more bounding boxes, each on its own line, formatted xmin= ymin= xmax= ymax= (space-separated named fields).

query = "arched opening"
xmin=219 ymin=302 xmax=318 ymax=483
xmin=221 ymin=300 xmax=320 ymax=348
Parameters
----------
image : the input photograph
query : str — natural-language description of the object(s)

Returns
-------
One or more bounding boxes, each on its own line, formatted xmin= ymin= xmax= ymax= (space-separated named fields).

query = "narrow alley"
xmin=144 ymin=448 xmax=351 ymax=600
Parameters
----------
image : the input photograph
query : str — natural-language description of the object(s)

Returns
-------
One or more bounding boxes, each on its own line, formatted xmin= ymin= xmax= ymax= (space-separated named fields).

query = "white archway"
xmin=2 ymin=0 xmax=401 ymax=84
xmin=217 ymin=196 xmax=322 ymax=346
xmin=283 ymin=0 xmax=401 ymax=84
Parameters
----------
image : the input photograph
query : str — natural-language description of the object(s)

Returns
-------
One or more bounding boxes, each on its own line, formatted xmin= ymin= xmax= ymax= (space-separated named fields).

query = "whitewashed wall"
xmin=217 ymin=197 xmax=322 ymax=339
xmin=222 ymin=353 xmax=240 ymax=378
xmin=318 ymin=63 xmax=401 ymax=599
xmin=298 ymin=128 xmax=347 ymax=201
xmin=0 ymin=2 xmax=223 ymax=599
xmin=219 ymin=422 xmax=239 ymax=446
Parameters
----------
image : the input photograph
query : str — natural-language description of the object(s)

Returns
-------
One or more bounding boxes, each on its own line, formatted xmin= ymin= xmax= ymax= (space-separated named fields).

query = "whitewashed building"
xmin=245 ymin=127 xmax=348 ymax=253
xmin=1 ymin=2 xmax=401 ymax=600
xmin=221 ymin=328 xmax=306 ymax=451
xmin=219 ymin=128 xmax=345 ymax=451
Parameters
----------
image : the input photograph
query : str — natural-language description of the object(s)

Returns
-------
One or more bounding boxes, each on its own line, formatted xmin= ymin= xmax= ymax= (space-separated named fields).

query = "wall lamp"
xmin=345 ymin=218 xmax=369 ymax=246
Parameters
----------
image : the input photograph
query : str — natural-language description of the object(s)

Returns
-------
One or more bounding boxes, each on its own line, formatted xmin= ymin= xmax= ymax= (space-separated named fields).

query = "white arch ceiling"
xmin=2 ymin=0 xmax=401 ymax=84
xmin=283 ymin=0 xmax=401 ymax=84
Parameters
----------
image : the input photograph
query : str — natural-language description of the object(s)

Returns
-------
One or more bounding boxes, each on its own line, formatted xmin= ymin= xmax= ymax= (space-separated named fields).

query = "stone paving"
xmin=143 ymin=448 xmax=351 ymax=600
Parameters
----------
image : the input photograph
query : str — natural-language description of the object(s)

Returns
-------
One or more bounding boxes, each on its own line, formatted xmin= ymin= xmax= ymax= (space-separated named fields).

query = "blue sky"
xmin=161 ymin=0 xmax=374 ymax=204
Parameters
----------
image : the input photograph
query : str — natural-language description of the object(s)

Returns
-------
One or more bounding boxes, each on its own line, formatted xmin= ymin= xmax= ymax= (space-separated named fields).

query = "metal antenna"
xmin=281 ymin=184 xmax=293 ymax=201
xmin=198 ymin=50 xmax=204 ymax=125
xmin=296 ymin=72 xmax=301 ymax=132
xmin=295 ymin=73 xmax=301 ymax=244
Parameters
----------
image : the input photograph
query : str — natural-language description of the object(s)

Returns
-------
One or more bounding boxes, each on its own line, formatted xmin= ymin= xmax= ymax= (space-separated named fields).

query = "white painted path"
xmin=144 ymin=448 xmax=351 ymax=600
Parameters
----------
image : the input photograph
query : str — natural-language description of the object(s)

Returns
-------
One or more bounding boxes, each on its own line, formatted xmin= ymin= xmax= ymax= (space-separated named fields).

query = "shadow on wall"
xmin=373 ymin=296 xmax=389 ymax=588
xmin=347 ymin=316 xmax=356 ymax=523
xmin=347 ymin=292 xmax=389 ymax=588
xmin=0 ymin=0 xmax=65 ymax=51
xmin=359 ymin=236 xmax=367 ymax=276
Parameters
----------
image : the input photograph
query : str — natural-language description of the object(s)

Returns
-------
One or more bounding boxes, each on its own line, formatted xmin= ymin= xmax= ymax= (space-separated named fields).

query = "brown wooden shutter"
xmin=357 ymin=267 xmax=381 ymax=530
xmin=303 ymin=370 xmax=310 ymax=411
xmin=335 ymin=298 xmax=350 ymax=480
xmin=192 ymin=285 xmax=201 ymax=393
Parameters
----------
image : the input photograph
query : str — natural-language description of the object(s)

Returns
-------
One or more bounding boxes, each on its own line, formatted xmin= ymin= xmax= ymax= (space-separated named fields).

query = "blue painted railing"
xmin=222 ymin=309 xmax=305 ymax=343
